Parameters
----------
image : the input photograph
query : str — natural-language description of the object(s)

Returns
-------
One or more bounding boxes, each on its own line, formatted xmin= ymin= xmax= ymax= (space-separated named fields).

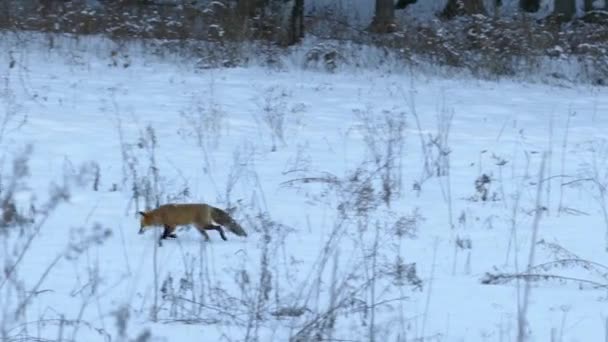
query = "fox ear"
xmin=138 ymin=211 xmax=147 ymax=217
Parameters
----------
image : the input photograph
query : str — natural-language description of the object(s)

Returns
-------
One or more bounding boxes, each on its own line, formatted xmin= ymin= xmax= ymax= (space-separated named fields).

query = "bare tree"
xmin=395 ymin=0 xmax=417 ymax=10
xmin=236 ymin=0 xmax=268 ymax=18
xmin=287 ymin=0 xmax=304 ymax=46
xmin=441 ymin=0 xmax=487 ymax=19
xmin=0 ymin=0 xmax=21 ymax=27
xmin=582 ymin=0 xmax=607 ymax=12
xmin=520 ymin=0 xmax=540 ymax=12
xmin=553 ymin=0 xmax=576 ymax=21
xmin=236 ymin=0 xmax=304 ymax=45
xmin=370 ymin=0 xmax=396 ymax=33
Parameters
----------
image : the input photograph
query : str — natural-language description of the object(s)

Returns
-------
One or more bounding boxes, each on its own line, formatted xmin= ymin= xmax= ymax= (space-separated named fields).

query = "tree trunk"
xmin=286 ymin=0 xmax=304 ymax=46
xmin=441 ymin=0 xmax=487 ymax=19
xmin=582 ymin=0 xmax=607 ymax=11
xmin=519 ymin=0 xmax=540 ymax=12
xmin=370 ymin=0 xmax=396 ymax=33
xmin=236 ymin=0 xmax=268 ymax=18
xmin=553 ymin=0 xmax=576 ymax=21
xmin=237 ymin=0 xmax=304 ymax=46
xmin=583 ymin=0 xmax=594 ymax=12
xmin=395 ymin=0 xmax=417 ymax=10
xmin=276 ymin=0 xmax=305 ymax=46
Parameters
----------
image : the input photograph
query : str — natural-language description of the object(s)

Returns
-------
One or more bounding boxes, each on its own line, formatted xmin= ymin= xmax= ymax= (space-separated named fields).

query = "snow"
xmin=1 ymin=32 xmax=608 ymax=341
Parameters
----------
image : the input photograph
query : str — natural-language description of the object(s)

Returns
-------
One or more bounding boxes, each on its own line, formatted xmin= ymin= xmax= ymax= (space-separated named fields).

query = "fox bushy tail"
xmin=211 ymin=207 xmax=248 ymax=237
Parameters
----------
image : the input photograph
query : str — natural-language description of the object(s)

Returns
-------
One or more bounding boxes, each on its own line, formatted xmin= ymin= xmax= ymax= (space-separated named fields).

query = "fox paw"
xmin=168 ymin=233 xmax=177 ymax=239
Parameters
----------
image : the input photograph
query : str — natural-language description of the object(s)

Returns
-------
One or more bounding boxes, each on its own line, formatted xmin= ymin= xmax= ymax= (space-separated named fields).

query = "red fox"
xmin=138 ymin=203 xmax=247 ymax=246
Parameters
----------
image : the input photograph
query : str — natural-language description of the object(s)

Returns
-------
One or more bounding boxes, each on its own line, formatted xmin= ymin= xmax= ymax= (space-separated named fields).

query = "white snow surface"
xmin=0 ymin=33 xmax=607 ymax=342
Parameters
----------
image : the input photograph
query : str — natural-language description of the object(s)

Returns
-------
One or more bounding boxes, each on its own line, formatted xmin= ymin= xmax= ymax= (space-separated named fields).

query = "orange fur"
xmin=138 ymin=203 xmax=247 ymax=245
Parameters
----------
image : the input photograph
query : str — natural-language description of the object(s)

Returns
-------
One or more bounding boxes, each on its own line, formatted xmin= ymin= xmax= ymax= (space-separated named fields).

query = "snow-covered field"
xmin=1 ymin=33 xmax=608 ymax=341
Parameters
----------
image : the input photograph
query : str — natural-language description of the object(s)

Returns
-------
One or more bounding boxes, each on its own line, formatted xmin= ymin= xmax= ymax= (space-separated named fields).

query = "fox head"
xmin=138 ymin=211 xmax=153 ymax=234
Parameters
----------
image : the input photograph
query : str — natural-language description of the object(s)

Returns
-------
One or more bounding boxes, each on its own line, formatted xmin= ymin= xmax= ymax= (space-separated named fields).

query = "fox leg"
xmin=162 ymin=225 xmax=177 ymax=239
xmin=158 ymin=225 xmax=177 ymax=247
xmin=195 ymin=224 xmax=211 ymax=241
xmin=206 ymin=225 xmax=227 ymax=241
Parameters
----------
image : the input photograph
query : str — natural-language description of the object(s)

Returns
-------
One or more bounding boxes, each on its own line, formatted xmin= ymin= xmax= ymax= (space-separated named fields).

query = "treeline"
xmin=1 ymin=1 xmax=606 ymax=44
xmin=1 ymin=0 xmax=606 ymax=82
xmin=0 ymin=0 xmax=304 ymax=45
